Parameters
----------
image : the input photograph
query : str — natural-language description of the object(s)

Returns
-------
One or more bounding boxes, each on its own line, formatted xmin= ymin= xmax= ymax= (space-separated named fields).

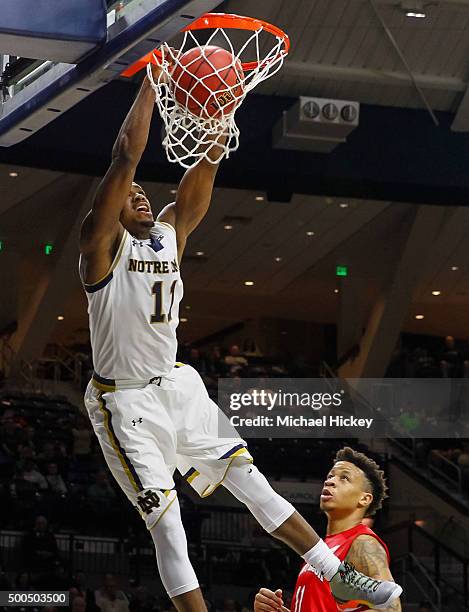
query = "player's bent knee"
xmin=223 ymin=463 xmax=295 ymax=533
xmin=137 ymin=487 xmax=178 ymax=531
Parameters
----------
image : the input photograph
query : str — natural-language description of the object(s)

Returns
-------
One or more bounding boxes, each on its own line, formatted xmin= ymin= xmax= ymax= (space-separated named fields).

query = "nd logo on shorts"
xmin=136 ymin=487 xmax=177 ymax=530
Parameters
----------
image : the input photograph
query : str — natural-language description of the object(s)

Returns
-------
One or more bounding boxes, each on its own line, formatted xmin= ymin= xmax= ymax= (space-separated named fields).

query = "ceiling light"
xmin=57 ymin=315 xmax=64 ymax=321
xmin=431 ymin=290 xmax=441 ymax=296
xmin=451 ymin=266 xmax=459 ymax=271
xmin=224 ymin=224 xmax=233 ymax=230
xmin=9 ymin=172 xmax=18 ymax=177
xmin=170 ymin=189 xmax=177 ymax=195
xmin=334 ymin=289 xmax=339 ymax=294
xmin=255 ymin=196 xmax=265 ymax=202
xmin=180 ymin=317 xmax=188 ymax=323
xmin=339 ymin=203 xmax=349 ymax=209
xmin=195 ymin=251 xmax=204 ymax=256
xmin=401 ymin=1 xmax=426 ymax=18
xmin=244 ymin=281 xmax=254 ymax=286
xmin=415 ymin=314 xmax=424 ymax=320
xmin=275 ymin=257 xmax=282 ymax=262
xmin=306 ymin=231 xmax=315 ymax=236
xmin=185 ymin=305 xmax=191 ymax=310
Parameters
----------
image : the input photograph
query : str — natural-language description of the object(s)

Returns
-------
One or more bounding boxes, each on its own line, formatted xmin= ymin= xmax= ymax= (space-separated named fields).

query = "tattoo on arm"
xmin=346 ymin=536 xmax=402 ymax=612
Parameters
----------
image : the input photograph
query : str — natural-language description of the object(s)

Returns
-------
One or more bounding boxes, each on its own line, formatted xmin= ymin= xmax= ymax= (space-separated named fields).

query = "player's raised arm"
xmin=346 ymin=536 xmax=402 ymax=612
xmin=157 ymin=134 xmax=227 ymax=261
xmin=79 ymin=61 xmax=170 ymax=286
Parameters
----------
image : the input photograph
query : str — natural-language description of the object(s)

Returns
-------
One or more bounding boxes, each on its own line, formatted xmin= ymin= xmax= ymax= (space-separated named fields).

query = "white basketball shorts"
xmin=84 ymin=363 xmax=251 ymax=528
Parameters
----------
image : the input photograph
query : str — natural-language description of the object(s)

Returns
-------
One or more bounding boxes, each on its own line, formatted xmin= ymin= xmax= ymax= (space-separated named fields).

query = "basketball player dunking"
xmin=78 ymin=59 xmax=401 ymax=612
xmin=254 ymin=448 xmax=402 ymax=612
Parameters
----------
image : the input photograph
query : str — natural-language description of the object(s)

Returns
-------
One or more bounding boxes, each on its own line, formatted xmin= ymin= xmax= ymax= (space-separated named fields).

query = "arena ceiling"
xmin=227 ymin=0 xmax=469 ymax=118
xmin=2 ymin=0 xmax=469 ymax=347
xmin=2 ymin=163 xmax=469 ymax=346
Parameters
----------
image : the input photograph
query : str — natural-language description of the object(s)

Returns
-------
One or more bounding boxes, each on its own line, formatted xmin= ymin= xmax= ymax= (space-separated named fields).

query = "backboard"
xmin=0 ymin=0 xmax=222 ymax=147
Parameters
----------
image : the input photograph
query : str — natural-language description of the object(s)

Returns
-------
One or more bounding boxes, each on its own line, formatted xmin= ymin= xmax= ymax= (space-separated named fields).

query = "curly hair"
xmin=334 ymin=447 xmax=388 ymax=516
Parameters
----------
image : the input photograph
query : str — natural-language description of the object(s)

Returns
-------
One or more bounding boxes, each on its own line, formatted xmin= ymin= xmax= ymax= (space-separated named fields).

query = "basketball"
xmin=170 ymin=45 xmax=244 ymax=119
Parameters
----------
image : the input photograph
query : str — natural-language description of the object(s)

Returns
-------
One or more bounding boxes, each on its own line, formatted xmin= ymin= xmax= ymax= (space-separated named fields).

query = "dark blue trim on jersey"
xmin=218 ymin=443 xmax=246 ymax=460
xmin=184 ymin=467 xmax=197 ymax=480
xmin=149 ymin=235 xmax=164 ymax=253
xmin=93 ymin=371 xmax=115 ymax=387
xmin=84 ymin=271 xmax=113 ymax=293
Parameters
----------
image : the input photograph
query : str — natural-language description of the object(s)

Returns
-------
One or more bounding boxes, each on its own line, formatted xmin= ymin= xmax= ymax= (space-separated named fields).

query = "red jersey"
xmin=290 ymin=524 xmax=390 ymax=612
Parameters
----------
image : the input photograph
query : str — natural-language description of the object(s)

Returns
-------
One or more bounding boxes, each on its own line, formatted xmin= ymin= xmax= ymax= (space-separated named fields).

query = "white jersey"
xmin=80 ymin=221 xmax=183 ymax=381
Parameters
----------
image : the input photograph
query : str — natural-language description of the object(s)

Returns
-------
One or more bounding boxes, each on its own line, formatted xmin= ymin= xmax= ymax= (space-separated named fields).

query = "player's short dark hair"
xmin=334 ymin=447 xmax=388 ymax=516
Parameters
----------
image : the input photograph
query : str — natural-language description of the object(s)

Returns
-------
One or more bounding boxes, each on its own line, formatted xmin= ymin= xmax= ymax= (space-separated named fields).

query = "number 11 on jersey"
xmin=151 ymin=280 xmax=177 ymax=323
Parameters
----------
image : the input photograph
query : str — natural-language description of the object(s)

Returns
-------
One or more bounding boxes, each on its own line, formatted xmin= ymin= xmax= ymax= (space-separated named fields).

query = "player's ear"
xmin=358 ymin=491 xmax=373 ymax=511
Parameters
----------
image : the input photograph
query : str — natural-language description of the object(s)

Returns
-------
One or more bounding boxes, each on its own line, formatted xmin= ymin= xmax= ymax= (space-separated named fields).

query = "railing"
xmin=429 ymin=449 xmax=463 ymax=494
xmin=0 ymin=524 xmax=282 ymax=588
xmin=385 ymin=521 xmax=469 ymax=609
xmin=0 ymin=530 xmax=150 ymax=580
xmin=6 ymin=344 xmax=86 ymax=394
xmin=393 ymin=553 xmax=441 ymax=611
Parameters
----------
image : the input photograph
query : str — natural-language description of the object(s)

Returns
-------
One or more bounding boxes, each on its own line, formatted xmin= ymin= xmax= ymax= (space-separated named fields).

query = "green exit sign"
xmin=0 ymin=241 xmax=3 ymax=252
xmin=44 ymin=243 xmax=53 ymax=255
xmin=336 ymin=265 xmax=348 ymax=277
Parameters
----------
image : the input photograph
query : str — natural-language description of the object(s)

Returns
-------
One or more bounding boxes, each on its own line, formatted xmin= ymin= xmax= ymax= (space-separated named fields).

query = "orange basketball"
xmin=170 ymin=45 xmax=244 ymax=119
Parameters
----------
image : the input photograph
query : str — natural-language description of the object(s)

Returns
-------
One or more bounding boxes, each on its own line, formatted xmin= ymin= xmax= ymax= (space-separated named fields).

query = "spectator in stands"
xmin=37 ymin=442 xmax=58 ymax=471
xmin=37 ymin=441 xmax=69 ymax=477
xmin=16 ymin=444 xmax=37 ymax=470
xmin=127 ymin=584 xmax=156 ymax=612
xmin=18 ymin=426 xmax=37 ymax=453
xmin=21 ymin=459 xmax=48 ymax=491
xmin=457 ymin=443 xmax=469 ymax=468
xmin=87 ymin=470 xmax=116 ymax=505
xmin=225 ymin=345 xmax=248 ymax=373
xmin=22 ymin=515 xmax=58 ymax=573
xmin=86 ymin=470 xmax=117 ymax=531
xmin=412 ymin=347 xmax=437 ymax=378
xmin=95 ymin=574 xmax=130 ymax=612
xmin=72 ymin=414 xmax=93 ymax=459
xmin=14 ymin=571 xmax=35 ymax=590
xmin=218 ymin=600 xmax=238 ymax=612
xmin=45 ymin=462 xmax=67 ymax=495
xmin=0 ymin=565 xmax=11 ymax=590
xmin=207 ymin=345 xmax=226 ymax=377
xmin=71 ymin=571 xmax=98 ymax=612
xmin=71 ymin=596 xmax=87 ymax=612
xmin=187 ymin=347 xmax=208 ymax=374
xmin=0 ymin=415 xmax=21 ymax=459
xmin=398 ymin=406 xmax=420 ymax=434
xmin=440 ymin=335 xmax=461 ymax=378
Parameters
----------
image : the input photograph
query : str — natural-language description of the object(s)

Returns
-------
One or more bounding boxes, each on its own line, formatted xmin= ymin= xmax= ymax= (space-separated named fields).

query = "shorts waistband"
xmin=91 ymin=372 xmax=160 ymax=391
xmin=91 ymin=364 xmax=185 ymax=392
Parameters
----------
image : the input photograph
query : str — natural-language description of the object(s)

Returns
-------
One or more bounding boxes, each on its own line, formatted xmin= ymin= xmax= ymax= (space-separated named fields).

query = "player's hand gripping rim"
xmin=148 ymin=45 xmax=178 ymax=85
xmin=254 ymin=588 xmax=290 ymax=612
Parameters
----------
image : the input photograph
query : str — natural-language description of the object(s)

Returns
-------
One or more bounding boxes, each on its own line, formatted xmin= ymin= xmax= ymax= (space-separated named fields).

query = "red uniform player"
xmin=254 ymin=447 xmax=401 ymax=612
xmin=291 ymin=523 xmax=390 ymax=612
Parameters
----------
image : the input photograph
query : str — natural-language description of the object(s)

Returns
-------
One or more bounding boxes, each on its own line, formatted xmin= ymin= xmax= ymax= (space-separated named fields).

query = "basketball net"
xmin=146 ymin=15 xmax=289 ymax=169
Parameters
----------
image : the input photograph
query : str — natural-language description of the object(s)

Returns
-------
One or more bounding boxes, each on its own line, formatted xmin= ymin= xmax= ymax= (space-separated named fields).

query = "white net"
xmin=147 ymin=17 xmax=288 ymax=169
